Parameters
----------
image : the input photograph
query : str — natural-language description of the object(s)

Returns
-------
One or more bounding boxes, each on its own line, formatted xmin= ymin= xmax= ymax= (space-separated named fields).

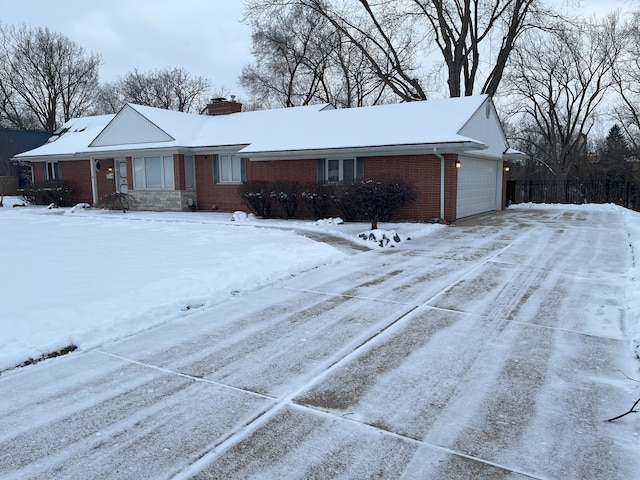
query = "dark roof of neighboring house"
xmin=0 ymin=128 xmax=51 ymax=161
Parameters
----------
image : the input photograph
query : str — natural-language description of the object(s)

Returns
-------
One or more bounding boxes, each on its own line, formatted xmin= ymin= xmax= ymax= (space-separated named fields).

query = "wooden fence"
xmin=506 ymin=180 xmax=640 ymax=211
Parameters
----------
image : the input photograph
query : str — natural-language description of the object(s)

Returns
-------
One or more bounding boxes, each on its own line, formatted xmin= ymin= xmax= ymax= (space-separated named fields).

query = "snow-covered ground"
xmin=2 ymin=198 xmax=639 ymax=479
xmin=0 ymin=197 xmax=443 ymax=372
xmin=512 ymin=202 xmax=640 ymax=361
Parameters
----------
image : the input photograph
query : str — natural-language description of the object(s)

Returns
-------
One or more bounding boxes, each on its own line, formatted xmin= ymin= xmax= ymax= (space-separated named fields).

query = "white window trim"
xmin=45 ymin=161 xmax=60 ymax=180
xmin=326 ymin=158 xmax=357 ymax=182
xmin=133 ymin=155 xmax=175 ymax=190
xmin=218 ymin=153 xmax=243 ymax=184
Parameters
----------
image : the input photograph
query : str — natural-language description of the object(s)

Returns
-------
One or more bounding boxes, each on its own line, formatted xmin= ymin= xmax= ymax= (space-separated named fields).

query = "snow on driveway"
xmin=1 ymin=205 xmax=639 ymax=479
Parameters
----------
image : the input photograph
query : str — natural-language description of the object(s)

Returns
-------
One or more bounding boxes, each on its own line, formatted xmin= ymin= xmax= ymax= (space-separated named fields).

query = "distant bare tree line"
xmin=0 ymin=24 xmax=217 ymax=132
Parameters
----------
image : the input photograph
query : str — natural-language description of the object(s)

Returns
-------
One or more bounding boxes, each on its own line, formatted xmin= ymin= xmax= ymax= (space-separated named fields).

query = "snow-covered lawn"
xmin=0 ymin=197 xmax=443 ymax=372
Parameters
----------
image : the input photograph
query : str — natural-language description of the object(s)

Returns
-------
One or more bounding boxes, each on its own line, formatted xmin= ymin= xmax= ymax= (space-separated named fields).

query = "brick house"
xmin=14 ymin=95 xmax=522 ymax=222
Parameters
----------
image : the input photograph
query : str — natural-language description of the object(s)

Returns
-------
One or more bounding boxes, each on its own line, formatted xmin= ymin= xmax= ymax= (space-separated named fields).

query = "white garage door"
xmin=456 ymin=157 xmax=499 ymax=219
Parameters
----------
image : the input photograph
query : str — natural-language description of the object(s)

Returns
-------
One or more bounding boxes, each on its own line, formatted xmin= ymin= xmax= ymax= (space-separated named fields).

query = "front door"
xmin=116 ymin=159 xmax=128 ymax=193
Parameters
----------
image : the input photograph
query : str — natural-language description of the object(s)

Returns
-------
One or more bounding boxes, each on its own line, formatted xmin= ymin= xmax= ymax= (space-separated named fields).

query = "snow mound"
xmin=315 ymin=217 xmax=344 ymax=226
xmin=231 ymin=211 xmax=257 ymax=222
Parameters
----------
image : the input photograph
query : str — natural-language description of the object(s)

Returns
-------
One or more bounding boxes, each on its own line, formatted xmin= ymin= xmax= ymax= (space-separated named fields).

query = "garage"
xmin=456 ymin=157 xmax=500 ymax=219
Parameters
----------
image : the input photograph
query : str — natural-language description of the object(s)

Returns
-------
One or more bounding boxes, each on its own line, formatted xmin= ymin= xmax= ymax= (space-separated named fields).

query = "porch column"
xmin=89 ymin=157 xmax=98 ymax=205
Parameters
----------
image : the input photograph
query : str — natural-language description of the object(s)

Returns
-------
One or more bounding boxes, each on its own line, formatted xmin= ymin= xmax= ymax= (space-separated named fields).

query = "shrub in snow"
xmin=239 ymin=180 xmax=273 ymax=218
xmin=270 ymin=180 xmax=299 ymax=219
xmin=332 ymin=184 xmax=361 ymax=222
xmin=21 ymin=180 xmax=77 ymax=207
xmin=336 ymin=177 xmax=418 ymax=229
xmin=97 ymin=192 xmax=138 ymax=213
xmin=300 ymin=182 xmax=337 ymax=220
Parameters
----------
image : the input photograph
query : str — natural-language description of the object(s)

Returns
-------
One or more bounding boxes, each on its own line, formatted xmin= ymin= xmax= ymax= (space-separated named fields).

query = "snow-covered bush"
xmin=20 ymin=180 xmax=77 ymax=207
xmin=97 ymin=192 xmax=137 ymax=213
xmin=301 ymin=182 xmax=337 ymax=220
xmin=239 ymin=180 xmax=273 ymax=218
xmin=335 ymin=177 xmax=418 ymax=229
xmin=270 ymin=180 xmax=299 ymax=219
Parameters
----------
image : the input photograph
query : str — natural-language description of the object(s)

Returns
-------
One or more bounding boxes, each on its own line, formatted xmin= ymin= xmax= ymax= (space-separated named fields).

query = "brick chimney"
xmin=203 ymin=96 xmax=242 ymax=116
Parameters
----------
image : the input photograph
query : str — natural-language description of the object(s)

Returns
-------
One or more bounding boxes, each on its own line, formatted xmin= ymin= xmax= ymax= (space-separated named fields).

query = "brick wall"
xmin=205 ymin=101 xmax=242 ymax=115
xmin=60 ymin=160 xmax=93 ymax=204
xmin=194 ymin=154 xmax=244 ymax=211
xmin=247 ymin=159 xmax=317 ymax=182
xmin=365 ymin=153 xmax=458 ymax=222
xmin=193 ymin=154 xmax=459 ymax=221
xmin=29 ymin=153 xmax=463 ymax=220
xmin=173 ymin=154 xmax=185 ymax=190
xmin=248 ymin=159 xmax=325 ymax=218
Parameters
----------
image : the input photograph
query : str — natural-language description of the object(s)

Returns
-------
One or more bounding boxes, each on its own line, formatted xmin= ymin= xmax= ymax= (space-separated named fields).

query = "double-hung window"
xmin=319 ymin=157 xmax=364 ymax=182
xmin=133 ymin=155 xmax=174 ymax=189
xmin=213 ymin=154 xmax=245 ymax=184
xmin=43 ymin=161 xmax=61 ymax=180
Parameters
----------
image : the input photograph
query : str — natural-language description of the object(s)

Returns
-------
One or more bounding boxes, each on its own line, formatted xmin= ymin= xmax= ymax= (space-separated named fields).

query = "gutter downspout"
xmin=90 ymin=157 xmax=98 ymax=205
xmin=434 ymin=148 xmax=445 ymax=221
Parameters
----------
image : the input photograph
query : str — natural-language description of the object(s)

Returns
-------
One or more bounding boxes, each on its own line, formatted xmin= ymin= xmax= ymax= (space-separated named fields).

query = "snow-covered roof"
xmin=19 ymin=114 xmax=115 ymax=159
xmin=241 ymin=95 xmax=489 ymax=157
xmin=15 ymin=95 xmax=500 ymax=161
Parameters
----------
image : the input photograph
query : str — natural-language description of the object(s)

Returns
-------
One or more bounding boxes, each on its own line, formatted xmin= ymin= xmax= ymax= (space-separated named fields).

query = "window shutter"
xmin=212 ymin=154 xmax=219 ymax=183
xmin=241 ymin=157 xmax=247 ymax=182
xmin=356 ymin=157 xmax=365 ymax=179
xmin=54 ymin=162 xmax=62 ymax=179
xmin=41 ymin=163 xmax=47 ymax=180
xmin=316 ymin=158 xmax=325 ymax=183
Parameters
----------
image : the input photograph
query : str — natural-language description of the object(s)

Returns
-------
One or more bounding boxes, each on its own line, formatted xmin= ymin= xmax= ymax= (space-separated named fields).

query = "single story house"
xmin=14 ymin=95 xmax=523 ymax=222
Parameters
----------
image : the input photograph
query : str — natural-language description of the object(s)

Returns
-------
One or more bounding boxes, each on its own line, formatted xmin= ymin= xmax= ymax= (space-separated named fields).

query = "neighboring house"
xmin=14 ymin=95 xmax=523 ymax=222
xmin=0 ymin=128 xmax=51 ymax=192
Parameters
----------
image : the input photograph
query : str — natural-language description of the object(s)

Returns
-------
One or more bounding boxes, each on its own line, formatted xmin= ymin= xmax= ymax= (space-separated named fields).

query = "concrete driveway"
xmin=1 ymin=208 xmax=638 ymax=479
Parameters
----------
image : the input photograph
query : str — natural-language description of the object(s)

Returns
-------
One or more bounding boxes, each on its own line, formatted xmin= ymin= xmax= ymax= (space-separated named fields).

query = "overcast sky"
xmin=2 ymin=0 xmax=252 ymax=98
xmin=1 ymin=0 xmax=631 ymax=104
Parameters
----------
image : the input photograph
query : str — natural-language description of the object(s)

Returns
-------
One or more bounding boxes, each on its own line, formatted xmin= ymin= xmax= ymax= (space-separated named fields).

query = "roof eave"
xmin=503 ymin=150 xmax=528 ymax=161
xmin=245 ymin=141 xmax=487 ymax=161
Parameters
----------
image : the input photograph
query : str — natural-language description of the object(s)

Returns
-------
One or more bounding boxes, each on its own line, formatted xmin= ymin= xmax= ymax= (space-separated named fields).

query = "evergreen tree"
xmin=602 ymin=124 xmax=631 ymax=182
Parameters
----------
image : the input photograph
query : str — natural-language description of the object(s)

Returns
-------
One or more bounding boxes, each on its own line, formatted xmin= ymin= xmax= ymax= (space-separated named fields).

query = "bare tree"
xmin=613 ymin=11 xmax=640 ymax=156
xmin=0 ymin=25 xmax=101 ymax=131
xmin=506 ymin=15 xmax=624 ymax=181
xmin=92 ymin=82 xmax=127 ymax=115
xmin=244 ymin=0 xmax=552 ymax=100
xmin=241 ymin=5 xmax=330 ymax=108
xmin=94 ymin=67 xmax=213 ymax=114
xmin=241 ymin=3 xmax=390 ymax=108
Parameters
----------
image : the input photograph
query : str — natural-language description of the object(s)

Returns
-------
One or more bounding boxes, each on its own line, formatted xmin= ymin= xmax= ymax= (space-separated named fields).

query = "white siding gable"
xmin=89 ymin=104 xmax=174 ymax=147
xmin=458 ymin=98 xmax=508 ymax=158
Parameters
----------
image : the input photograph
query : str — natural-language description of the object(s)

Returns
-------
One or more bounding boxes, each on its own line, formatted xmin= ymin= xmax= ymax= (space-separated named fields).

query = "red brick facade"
xmin=365 ymin=154 xmax=459 ymax=222
xmin=190 ymin=154 xmax=460 ymax=222
xmin=31 ymin=152 xmax=498 ymax=223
